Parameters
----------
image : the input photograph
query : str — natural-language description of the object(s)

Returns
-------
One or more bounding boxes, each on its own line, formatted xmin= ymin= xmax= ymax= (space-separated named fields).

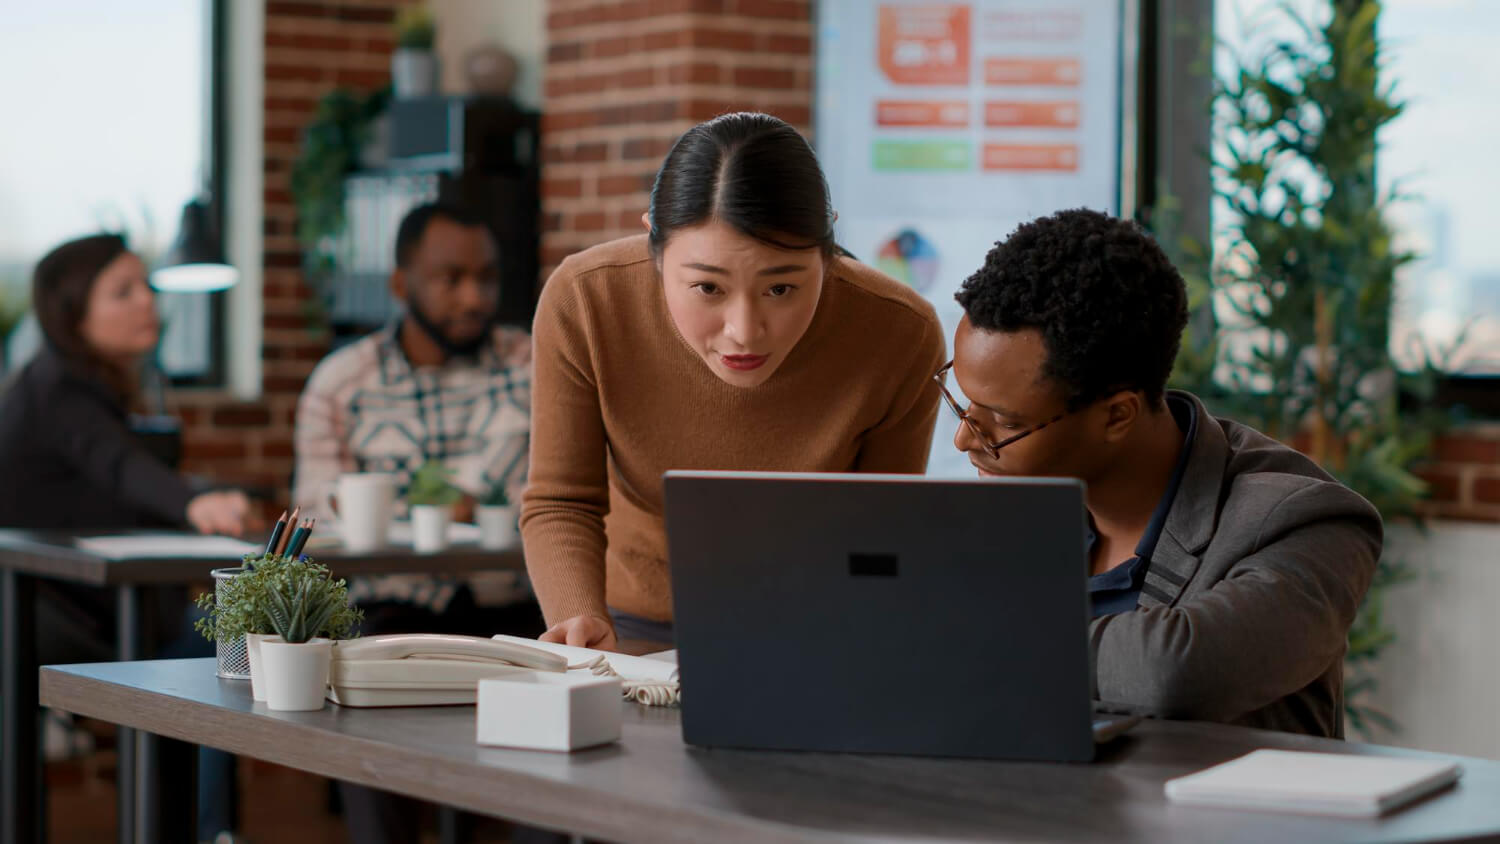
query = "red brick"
xmin=598 ymin=173 xmax=654 ymax=197
xmin=265 ymin=32 xmax=354 ymax=51
xmin=212 ymin=406 xmax=273 ymax=428
xmin=666 ymin=62 xmax=722 ymax=85
xmin=688 ymin=28 xmax=757 ymax=51
xmin=1476 ymin=476 xmax=1500 ymax=505
xmin=549 ymin=41 xmax=585 ymax=63
xmin=615 ymin=210 xmax=647 ymax=230
xmin=265 ymin=64 xmax=322 ymax=82
xmin=617 ymin=67 xmax=657 ymax=89
xmin=362 ymin=36 xmax=395 ymax=54
xmin=543 ymin=212 xmax=565 ymax=233
xmin=1433 ymin=435 xmax=1500 ymax=465
xmin=731 ymin=0 xmax=808 ymax=20
xmin=763 ymin=33 xmax=813 ymax=54
xmin=732 ymin=67 xmax=797 ymax=89
xmin=1417 ymin=468 xmax=1462 ymax=503
xmin=622 ymin=137 xmax=676 ymax=161
xmin=262 ymin=439 xmax=296 ymax=460
xmin=544 ymin=142 xmax=610 ymax=165
xmin=333 ymin=68 xmax=389 ymax=87
xmin=183 ymin=439 xmax=249 ymax=461
xmin=541 ymin=177 xmax=585 ymax=200
xmin=592 ymin=35 xmax=638 ymax=60
xmin=643 ymin=30 xmax=687 ymax=51
xmin=574 ymin=212 xmax=608 ymax=232
xmin=265 ymin=375 xmax=311 ymax=394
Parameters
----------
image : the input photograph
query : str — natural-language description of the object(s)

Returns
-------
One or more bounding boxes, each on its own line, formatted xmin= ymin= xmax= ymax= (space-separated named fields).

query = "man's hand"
xmin=186 ymin=491 xmax=253 ymax=536
xmin=540 ymin=614 xmax=617 ymax=650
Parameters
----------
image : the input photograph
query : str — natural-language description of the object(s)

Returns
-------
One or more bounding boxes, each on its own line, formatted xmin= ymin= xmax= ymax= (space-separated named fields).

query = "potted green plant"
xmin=392 ymin=5 xmax=438 ymax=99
xmin=196 ymin=555 xmax=361 ymax=705
xmin=408 ymin=461 xmax=462 ymax=553
xmin=476 ymin=482 xmax=518 ymax=550
xmin=257 ymin=560 xmax=361 ymax=711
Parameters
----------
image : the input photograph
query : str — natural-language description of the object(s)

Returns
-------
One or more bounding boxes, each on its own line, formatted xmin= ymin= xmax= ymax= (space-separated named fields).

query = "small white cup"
xmin=411 ymin=505 xmax=452 ymax=553
xmin=476 ymin=505 xmax=519 ymax=550
xmin=328 ymin=473 xmax=396 ymax=552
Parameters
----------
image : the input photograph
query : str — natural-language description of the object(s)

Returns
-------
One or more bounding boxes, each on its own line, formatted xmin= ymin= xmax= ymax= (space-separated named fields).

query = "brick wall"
xmin=1418 ymin=427 xmax=1500 ymax=522
xmin=540 ymin=0 xmax=814 ymax=278
xmin=170 ymin=0 xmax=405 ymax=513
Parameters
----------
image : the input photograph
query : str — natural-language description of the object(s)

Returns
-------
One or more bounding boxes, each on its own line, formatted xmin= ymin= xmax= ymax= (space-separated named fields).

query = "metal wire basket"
xmin=211 ymin=566 xmax=250 ymax=680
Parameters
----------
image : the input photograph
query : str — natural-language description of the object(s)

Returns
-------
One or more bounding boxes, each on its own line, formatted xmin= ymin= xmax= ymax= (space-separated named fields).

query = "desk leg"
xmin=115 ymin=586 xmax=138 ymax=844
xmin=115 ymin=586 xmax=191 ymax=844
xmin=2 ymin=568 xmax=42 ymax=844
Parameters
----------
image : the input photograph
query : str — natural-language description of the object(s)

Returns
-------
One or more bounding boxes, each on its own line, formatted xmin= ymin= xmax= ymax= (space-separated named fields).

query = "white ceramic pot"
xmin=245 ymin=633 xmax=279 ymax=702
xmin=411 ymin=505 xmax=452 ymax=553
xmin=392 ymin=49 xmax=439 ymax=98
xmin=259 ymin=638 xmax=332 ymax=712
xmin=476 ymin=505 xmax=518 ymax=550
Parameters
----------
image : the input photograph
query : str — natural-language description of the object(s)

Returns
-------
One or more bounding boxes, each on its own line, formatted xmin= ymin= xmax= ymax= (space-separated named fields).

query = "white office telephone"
xmin=327 ymin=634 xmax=567 ymax=708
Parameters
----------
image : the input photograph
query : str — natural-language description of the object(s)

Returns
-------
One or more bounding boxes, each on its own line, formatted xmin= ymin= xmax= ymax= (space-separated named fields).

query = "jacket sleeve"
xmin=48 ymin=383 xmax=195 ymax=527
xmin=1090 ymin=481 xmax=1382 ymax=721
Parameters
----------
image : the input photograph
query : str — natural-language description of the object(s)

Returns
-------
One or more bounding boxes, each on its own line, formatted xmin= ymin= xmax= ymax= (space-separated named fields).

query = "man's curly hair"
xmin=955 ymin=208 xmax=1188 ymax=410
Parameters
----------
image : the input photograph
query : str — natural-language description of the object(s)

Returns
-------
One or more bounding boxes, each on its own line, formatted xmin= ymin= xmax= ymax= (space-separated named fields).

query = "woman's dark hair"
xmin=648 ymin=112 xmax=835 ymax=257
xmin=31 ymin=233 xmax=139 ymax=402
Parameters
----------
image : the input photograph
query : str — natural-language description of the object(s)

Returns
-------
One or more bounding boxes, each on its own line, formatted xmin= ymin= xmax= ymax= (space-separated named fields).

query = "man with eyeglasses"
xmin=939 ymin=208 xmax=1381 ymax=738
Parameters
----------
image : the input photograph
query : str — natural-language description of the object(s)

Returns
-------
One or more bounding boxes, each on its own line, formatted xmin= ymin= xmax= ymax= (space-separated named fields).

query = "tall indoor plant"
xmin=1161 ymin=0 xmax=1453 ymax=736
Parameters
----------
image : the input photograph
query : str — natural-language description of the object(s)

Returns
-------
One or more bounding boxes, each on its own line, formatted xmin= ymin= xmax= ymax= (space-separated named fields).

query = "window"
xmin=1215 ymin=0 xmax=1500 ymax=377
xmin=0 ymin=0 xmax=224 ymax=384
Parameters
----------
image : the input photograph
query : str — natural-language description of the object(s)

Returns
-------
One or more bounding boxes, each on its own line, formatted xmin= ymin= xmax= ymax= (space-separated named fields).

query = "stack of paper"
xmin=75 ymin=534 xmax=258 ymax=560
xmin=490 ymin=635 xmax=679 ymax=684
xmin=1165 ymin=749 xmax=1462 ymax=817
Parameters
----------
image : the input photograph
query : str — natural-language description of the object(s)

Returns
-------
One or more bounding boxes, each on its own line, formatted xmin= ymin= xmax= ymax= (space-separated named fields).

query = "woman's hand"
xmin=540 ymin=614 xmax=617 ymax=650
xmin=186 ymin=490 xmax=252 ymax=536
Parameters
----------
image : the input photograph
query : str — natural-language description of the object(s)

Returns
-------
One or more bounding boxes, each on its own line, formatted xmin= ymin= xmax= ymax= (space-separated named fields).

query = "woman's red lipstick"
xmin=721 ymin=354 xmax=768 ymax=371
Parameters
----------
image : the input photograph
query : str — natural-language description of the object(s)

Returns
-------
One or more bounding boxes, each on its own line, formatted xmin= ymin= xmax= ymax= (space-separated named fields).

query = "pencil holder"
xmin=211 ymin=567 xmax=251 ymax=680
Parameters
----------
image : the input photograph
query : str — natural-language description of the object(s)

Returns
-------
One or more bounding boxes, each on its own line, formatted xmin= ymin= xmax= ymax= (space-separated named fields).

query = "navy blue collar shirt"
xmin=1086 ymin=394 xmax=1198 ymax=618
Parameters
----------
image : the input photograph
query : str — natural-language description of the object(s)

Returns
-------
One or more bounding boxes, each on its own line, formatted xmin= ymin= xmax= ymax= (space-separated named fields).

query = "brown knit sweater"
xmin=520 ymin=235 xmax=946 ymax=626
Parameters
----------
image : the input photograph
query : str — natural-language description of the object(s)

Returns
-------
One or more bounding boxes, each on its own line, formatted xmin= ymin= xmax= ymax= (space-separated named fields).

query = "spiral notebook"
xmin=1165 ymin=749 xmax=1462 ymax=817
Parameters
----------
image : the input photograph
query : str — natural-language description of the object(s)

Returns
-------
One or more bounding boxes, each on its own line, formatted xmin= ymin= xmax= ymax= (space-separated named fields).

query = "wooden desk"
xmin=0 ymin=529 xmax=523 ymax=844
xmin=40 ymin=659 xmax=1500 ymax=844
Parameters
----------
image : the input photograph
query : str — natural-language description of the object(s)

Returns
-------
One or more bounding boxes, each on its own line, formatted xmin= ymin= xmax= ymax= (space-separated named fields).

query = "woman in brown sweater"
xmin=523 ymin=113 xmax=946 ymax=649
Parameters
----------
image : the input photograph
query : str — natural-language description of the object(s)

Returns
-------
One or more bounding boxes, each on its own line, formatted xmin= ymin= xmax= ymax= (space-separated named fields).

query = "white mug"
xmin=327 ymin=473 xmax=396 ymax=552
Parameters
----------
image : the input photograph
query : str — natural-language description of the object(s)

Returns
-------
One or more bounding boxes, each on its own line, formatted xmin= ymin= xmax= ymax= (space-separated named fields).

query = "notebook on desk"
xmin=1165 ymin=749 xmax=1462 ymax=817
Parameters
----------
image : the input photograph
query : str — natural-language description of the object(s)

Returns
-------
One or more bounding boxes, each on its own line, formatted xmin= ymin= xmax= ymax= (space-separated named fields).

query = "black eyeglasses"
xmin=932 ymin=360 xmax=1066 ymax=458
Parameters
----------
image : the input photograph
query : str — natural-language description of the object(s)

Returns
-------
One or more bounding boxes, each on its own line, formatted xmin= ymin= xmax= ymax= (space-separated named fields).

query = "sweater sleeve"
xmin=519 ymin=265 xmax=613 ymax=626
xmin=854 ymin=307 xmax=947 ymax=474
xmin=47 ymin=382 xmax=195 ymax=527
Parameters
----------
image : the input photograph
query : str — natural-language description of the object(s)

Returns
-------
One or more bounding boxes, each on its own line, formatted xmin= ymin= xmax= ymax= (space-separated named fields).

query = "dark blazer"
xmin=1091 ymin=391 xmax=1383 ymax=738
xmin=0 ymin=346 xmax=194 ymax=529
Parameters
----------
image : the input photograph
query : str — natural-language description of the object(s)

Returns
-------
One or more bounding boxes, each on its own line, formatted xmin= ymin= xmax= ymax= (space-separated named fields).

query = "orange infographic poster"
xmin=817 ymin=1 xmax=1123 ymax=476
xmin=877 ymin=5 xmax=972 ymax=86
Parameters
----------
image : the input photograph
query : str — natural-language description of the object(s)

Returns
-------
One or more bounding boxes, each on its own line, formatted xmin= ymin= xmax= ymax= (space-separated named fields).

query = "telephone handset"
xmin=335 ymin=634 xmax=567 ymax=671
xmin=327 ymin=634 xmax=567 ymax=707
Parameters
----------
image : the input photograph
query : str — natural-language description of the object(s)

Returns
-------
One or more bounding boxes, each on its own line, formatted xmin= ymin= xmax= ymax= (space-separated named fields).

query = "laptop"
xmin=663 ymin=470 xmax=1139 ymax=762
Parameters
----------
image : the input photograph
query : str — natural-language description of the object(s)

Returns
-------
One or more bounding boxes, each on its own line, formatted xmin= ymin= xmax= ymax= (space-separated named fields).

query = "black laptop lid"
xmin=664 ymin=471 xmax=1096 ymax=762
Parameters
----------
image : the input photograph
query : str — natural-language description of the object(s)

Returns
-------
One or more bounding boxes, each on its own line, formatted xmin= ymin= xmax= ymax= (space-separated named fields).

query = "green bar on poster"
xmin=872 ymin=141 xmax=971 ymax=171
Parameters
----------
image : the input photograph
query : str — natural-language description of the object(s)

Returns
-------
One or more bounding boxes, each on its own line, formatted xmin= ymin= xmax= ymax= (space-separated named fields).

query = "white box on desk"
xmin=476 ymin=671 xmax=623 ymax=751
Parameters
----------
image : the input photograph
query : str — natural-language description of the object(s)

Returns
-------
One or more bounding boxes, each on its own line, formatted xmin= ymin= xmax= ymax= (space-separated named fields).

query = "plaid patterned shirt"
xmin=293 ymin=321 xmax=532 ymax=611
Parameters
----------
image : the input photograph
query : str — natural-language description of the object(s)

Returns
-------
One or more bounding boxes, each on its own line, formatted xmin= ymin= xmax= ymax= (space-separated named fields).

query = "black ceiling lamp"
xmin=152 ymin=195 xmax=239 ymax=293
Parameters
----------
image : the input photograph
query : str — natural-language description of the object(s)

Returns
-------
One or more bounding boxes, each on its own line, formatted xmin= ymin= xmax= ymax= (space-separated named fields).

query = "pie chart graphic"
xmin=876 ymin=228 xmax=939 ymax=294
